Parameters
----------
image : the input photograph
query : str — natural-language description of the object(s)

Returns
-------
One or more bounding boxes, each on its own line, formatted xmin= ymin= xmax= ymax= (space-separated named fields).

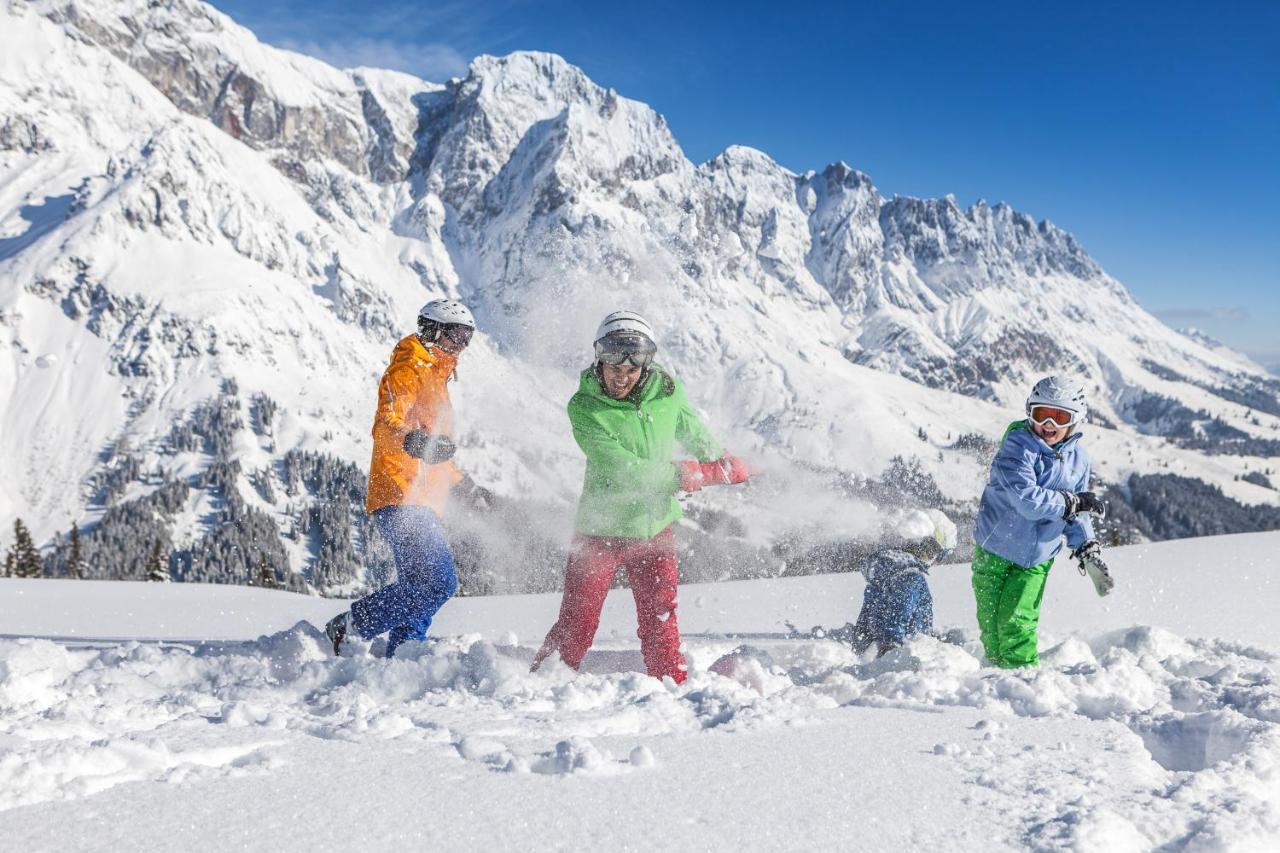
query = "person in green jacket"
xmin=530 ymin=311 xmax=752 ymax=683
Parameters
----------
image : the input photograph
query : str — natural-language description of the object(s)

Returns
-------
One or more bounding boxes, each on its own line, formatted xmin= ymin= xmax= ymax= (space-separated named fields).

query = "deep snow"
xmin=2 ymin=531 xmax=1279 ymax=850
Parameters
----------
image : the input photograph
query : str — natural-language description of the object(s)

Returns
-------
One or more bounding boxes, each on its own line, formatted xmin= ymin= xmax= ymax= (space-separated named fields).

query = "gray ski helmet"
xmin=1026 ymin=375 xmax=1088 ymax=422
xmin=418 ymin=298 xmax=475 ymax=329
xmin=594 ymin=310 xmax=654 ymax=344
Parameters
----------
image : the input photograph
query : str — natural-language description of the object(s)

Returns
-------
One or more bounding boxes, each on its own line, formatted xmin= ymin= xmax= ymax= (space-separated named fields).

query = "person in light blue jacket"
xmin=972 ymin=376 xmax=1114 ymax=668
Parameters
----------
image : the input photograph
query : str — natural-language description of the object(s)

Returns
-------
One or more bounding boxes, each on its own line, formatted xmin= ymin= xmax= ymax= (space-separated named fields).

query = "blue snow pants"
xmin=350 ymin=505 xmax=459 ymax=657
xmin=854 ymin=572 xmax=934 ymax=653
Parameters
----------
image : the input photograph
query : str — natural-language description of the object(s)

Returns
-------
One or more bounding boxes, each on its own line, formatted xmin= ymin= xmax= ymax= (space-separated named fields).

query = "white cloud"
xmin=1153 ymin=306 xmax=1250 ymax=324
xmin=279 ymin=37 xmax=471 ymax=82
xmin=1238 ymin=347 xmax=1280 ymax=374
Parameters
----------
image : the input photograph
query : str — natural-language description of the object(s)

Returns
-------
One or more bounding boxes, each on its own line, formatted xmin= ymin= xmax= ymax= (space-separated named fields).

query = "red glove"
xmin=677 ymin=460 xmax=706 ymax=492
xmin=677 ymin=454 xmax=755 ymax=492
xmin=714 ymin=453 xmax=754 ymax=485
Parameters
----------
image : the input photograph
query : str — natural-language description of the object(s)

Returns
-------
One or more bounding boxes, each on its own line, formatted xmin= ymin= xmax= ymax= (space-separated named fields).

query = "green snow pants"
xmin=971 ymin=546 xmax=1053 ymax=668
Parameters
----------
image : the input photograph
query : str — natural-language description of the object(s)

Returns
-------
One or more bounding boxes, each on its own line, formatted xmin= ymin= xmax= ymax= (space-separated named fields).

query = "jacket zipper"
xmin=637 ymin=395 xmax=656 ymax=537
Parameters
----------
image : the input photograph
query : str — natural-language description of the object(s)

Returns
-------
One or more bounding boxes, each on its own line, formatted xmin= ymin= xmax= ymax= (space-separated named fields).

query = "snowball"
xmin=628 ymin=746 xmax=655 ymax=768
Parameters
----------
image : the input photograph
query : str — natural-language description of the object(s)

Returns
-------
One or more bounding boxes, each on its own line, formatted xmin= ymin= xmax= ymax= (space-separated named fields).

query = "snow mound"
xmin=708 ymin=645 xmax=793 ymax=695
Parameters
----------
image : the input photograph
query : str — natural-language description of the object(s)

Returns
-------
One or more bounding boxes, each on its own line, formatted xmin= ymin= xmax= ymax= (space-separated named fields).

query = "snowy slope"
xmin=4 ymin=531 xmax=1279 ymax=649
xmin=2 ymin=0 xmax=1279 ymax=584
xmin=2 ymin=531 xmax=1279 ymax=850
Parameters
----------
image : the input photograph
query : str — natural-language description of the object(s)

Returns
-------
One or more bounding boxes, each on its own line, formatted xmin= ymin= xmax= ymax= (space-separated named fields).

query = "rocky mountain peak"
xmin=879 ymin=193 xmax=1102 ymax=286
xmin=39 ymin=0 xmax=418 ymax=184
xmin=419 ymin=50 xmax=685 ymax=223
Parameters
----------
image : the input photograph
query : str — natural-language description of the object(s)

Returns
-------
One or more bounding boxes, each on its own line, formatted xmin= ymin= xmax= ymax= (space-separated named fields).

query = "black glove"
xmin=1072 ymin=540 xmax=1114 ymax=597
xmin=403 ymin=430 xmax=456 ymax=464
xmin=455 ymin=474 xmax=495 ymax=510
xmin=1071 ymin=540 xmax=1100 ymax=561
xmin=1060 ymin=490 xmax=1106 ymax=519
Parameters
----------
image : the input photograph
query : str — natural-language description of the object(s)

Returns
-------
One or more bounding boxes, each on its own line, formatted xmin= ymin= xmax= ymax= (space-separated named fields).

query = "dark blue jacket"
xmin=852 ymin=549 xmax=934 ymax=653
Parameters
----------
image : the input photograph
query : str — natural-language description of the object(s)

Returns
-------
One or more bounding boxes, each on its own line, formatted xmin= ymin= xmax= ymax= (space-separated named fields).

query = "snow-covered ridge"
xmin=2 ymin=0 xmax=1278 ymax=579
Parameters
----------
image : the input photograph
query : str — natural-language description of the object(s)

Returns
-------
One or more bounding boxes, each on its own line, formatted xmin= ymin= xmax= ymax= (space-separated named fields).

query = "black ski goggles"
xmin=595 ymin=335 xmax=655 ymax=368
xmin=440 ymin=323 xmax=474 ymax=348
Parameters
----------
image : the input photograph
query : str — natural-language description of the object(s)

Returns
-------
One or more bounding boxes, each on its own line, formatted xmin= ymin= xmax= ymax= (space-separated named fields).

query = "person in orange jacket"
xmin=324 ymin=298 xmax=488 ymax=657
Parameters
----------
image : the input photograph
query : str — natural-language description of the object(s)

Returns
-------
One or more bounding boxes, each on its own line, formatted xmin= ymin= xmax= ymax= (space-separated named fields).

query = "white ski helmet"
xmin=1025 ymin=375 xmax=1087 ymax=423
xmin=924 ymin=509 xmax=958 ymax=553
xmin=896 ymin=509 xmax=934 ymax=541
xmin=896 ymin=508 xmax=957 ymax=554
xmin=594 ymin=310 xmax=654 ymax=345
xmin=418 ymin=298 xmax=475 ymax=329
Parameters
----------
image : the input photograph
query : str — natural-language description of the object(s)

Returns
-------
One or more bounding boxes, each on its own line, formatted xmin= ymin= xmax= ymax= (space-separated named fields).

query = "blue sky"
xmin=211 ymin=0 xmax=1280 ymax=366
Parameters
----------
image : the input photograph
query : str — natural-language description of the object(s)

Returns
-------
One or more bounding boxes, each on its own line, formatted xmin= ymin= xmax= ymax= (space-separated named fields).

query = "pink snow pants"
xmin=533 ymin=526 xmax=687 ymax=683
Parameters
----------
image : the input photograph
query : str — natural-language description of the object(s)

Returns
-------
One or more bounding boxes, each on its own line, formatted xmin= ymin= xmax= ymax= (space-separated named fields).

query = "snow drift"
xmin=1 ymin=531 xmax=1279 ymax=849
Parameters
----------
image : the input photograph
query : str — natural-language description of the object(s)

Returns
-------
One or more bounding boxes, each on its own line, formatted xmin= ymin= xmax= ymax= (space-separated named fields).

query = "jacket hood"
xmin=392 ymin=334 xmax=458 ymax=375
xmin=576 ymin=365 xmax=673 ymax=405
xmin=864 ymin=548 xmax=931 ymax=583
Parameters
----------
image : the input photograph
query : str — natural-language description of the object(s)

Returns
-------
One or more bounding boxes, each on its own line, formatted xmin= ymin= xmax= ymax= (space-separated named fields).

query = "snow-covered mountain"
xmin=3 ymin=0 xmax=1279 ymax=588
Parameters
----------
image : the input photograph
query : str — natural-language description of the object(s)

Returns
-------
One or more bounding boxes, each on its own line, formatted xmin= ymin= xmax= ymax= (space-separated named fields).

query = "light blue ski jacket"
xmin=974 ymin=421 xmax=1094 ymax=569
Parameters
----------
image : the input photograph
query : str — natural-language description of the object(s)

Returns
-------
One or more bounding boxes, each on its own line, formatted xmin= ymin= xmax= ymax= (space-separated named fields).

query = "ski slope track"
xmin=1 ymin=0 xmax=1279 ymax=569
xmin=2 ymin=532 xmax=1280 ymax=850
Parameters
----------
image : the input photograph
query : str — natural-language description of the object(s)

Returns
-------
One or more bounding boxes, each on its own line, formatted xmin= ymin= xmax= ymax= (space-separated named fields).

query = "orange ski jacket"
xmin=365 ymin=334 xmax=463 ymax=515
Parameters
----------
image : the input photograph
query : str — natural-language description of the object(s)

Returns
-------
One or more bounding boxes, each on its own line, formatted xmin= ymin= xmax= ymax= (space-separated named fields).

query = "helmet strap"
xmin=417 ymin=319 xmax=443 ymax=348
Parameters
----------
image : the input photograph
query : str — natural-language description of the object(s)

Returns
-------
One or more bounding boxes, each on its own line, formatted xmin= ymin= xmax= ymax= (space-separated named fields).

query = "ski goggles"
xmin=440 ymin=323 xmax=474 ymax=348
xmin=596 ymin=349 xmax=653 ymax=369
xmin=595 ymin=335 xmax=656 ymax=368
xmin=1028 ymin=405 xmax=1078 ymax=427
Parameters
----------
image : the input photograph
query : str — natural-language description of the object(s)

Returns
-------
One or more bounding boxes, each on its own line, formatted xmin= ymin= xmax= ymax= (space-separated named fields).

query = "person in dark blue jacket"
xmin=972 ymin=375 xmax=1114 ymax=669
xmin=850 ymin=509 xmax=957 ymax=657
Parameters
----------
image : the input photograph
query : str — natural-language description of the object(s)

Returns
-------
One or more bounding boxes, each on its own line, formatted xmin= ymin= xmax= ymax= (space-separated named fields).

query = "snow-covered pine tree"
xmin=67 ymin=521 xmax=86 ymax=579
xmin=11 ymin=519 xmax=42 ymax=578
xmin=2 ymin=548 xmax=13 ymax=578
xmin=254 ymin=555 xmax=278 ymax=589
xmin=145 ymin=539 xmax=170 ymax=582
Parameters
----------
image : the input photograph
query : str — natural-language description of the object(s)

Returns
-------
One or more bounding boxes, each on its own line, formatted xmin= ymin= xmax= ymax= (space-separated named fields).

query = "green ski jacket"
xmin=568 ymin=366 xmax=722 ymax=538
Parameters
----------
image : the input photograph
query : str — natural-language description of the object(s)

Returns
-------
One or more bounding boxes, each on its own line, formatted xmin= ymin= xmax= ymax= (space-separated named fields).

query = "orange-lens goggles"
xmin=1029 ymin=405 xmax=1077 ymax=427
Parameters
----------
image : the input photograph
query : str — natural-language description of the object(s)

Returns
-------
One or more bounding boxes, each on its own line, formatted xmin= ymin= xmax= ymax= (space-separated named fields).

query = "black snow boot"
xmin=324 ymin=611 xmax=350 ymax=655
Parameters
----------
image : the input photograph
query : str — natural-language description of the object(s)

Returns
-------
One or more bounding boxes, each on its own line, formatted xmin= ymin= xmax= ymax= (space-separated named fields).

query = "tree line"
xmin=6 ymin=387 xmax=1280 ymax=592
